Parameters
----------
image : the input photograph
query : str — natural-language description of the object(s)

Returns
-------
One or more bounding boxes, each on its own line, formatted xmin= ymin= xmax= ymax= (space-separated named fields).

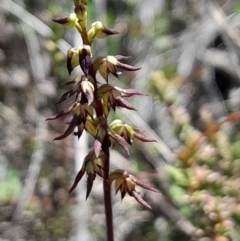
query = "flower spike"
xmin=51 ymin=1 xmax=151 ymax=235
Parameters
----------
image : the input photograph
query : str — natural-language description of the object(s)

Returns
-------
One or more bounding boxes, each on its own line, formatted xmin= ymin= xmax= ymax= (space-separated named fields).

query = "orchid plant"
xmin=49 ymin=1 xmax=158 ymax=240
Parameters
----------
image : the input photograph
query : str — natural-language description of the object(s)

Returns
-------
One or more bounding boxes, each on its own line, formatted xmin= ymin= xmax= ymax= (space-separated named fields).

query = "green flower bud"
xmin=74 ymin=3 xmax=87 ymax=21
xmin=87 ymin=21 xmax=119 ymax=45
xmin=52 ymin=13 xmax=78 ymax=29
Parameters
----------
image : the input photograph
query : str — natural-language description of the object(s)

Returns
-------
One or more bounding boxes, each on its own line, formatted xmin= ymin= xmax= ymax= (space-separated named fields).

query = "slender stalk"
xmin=81 ymin=27 xmax=89 ymax=45
xmin=102 ymin=145 xmax=114 ymax=241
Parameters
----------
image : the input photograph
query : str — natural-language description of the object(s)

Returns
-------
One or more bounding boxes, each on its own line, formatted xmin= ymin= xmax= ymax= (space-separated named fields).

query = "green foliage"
xmin=0 ymin=169 xmax=21 ymax=201
xmin=149 ymin=66 xmax=240 ymax=240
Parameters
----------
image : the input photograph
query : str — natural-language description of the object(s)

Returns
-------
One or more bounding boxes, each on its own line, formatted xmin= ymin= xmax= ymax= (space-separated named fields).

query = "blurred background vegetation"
xmin=1 ymin=0 xmax=240 ymax=240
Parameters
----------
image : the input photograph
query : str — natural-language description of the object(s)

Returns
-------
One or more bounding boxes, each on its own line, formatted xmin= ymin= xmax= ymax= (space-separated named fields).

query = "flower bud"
xmin=74 ymin=3 xmax=87 ymax=21
xmin=88 ymin=21 xmax=118 ymax=44
xmin=52 ymin=13 xmax=78 ymax=29
xmin=109 ymin=120 xmax=156 ymax=145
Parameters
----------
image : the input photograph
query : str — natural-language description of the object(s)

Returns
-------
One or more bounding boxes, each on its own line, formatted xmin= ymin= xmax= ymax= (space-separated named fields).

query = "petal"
xmin=74 ymin=2 xmax=87 ymax=20
xmin=121 ymin=89 xmax=148 ymax=97
xmin=94 ymin=139 xmax=102 ymax=158
xmin=80 ymin=53 xmax=92 ymax=76
xmin=69 ymin=167 xmax=85 ymax=193
xmin=74 ymin=122 xmax=85 ymax=139
xmin=135 ymin=180 xmax=159 ymax=193
xmin=131 ymin=190 xmax=152 ymax=209
xmin=116 ymin=62 xmax=141 ymax=72
xmin=98 ymin=64 xmax=108 ymax=81
xmin=115 ymin=55 xmax=131 ymax=61
xmin=46 ymin=103 xmax=76 ymax=120
xmin=84 ymin=88 xmax=94 ymax=106
xmin=56 ymin=86 xmax=78 ymax=104
xmin=86 ymin=173 xmax=96 ymax=199
xmin=67 ymin=48 xmax=80 ymax=75
xmin=52 ymin=16 xmax=69 ymax=25
xmin=95 ymin=22 xmax=119 ymax=38
xmin=101 ymin=27 xmax=119 ymax=36
xmin=121 ymin=189 xmax=127 ymax=200
xmin=52 ymin=13 xmax=77 ymax=29
xmin=134 ymin=132 xmax=156 ymax=142
xmin=97 ymin=84 xmax=113 ymax=95
xmin=79 ymin=46 xmax=92 ymax=76
xmin=53 ymin=114 xmax=79 ymax=140
xmin=116 ymin=97 xmax=136 ymax=110
xmin=114 ymin=179 xmax=125 ymax=194
xmin=85 ymin=118 xmax=97 ymax=136
xmin=67 ymin=50 xmax=76 ymax=75
xmin=81 ymin=80 xmax=94 ymax=106
xmin=62 ymin=79 xmax=77 ymax=86
xmin=107 ymin=64 xmax=119 ymax=78
xmin=109 ymin=133 xmax=130 ymax=155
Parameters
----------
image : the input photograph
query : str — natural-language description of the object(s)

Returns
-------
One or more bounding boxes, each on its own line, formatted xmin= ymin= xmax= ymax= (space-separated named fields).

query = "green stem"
xmin=102 ymin=145 xmax=114 ymax=241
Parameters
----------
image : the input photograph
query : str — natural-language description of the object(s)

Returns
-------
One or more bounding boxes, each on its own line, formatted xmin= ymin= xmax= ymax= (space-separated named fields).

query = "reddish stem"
xmin=102 ymin=143 xmax=114 ymax=241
